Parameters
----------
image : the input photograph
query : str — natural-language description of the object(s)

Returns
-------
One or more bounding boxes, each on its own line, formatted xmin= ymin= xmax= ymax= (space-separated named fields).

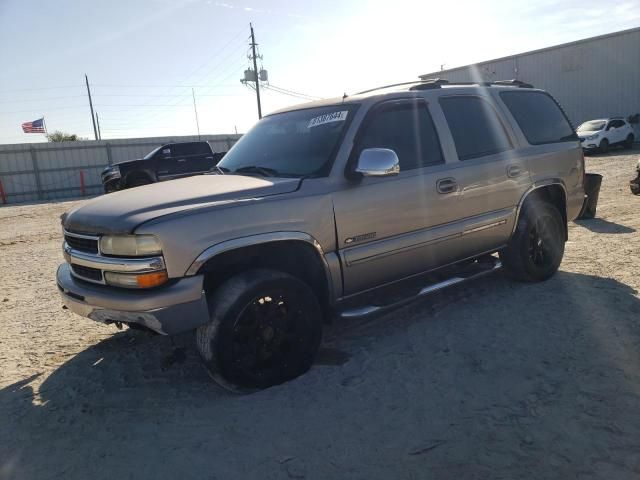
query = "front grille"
xmin=65 ymin=234 xmax=99 ymax=254
xmin=71 ymin=264 xmax=103 ymax=282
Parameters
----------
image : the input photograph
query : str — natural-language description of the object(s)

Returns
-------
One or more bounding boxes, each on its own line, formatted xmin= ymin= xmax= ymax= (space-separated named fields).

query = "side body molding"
xmin=185 ymin=231 xmax=341 ymax=303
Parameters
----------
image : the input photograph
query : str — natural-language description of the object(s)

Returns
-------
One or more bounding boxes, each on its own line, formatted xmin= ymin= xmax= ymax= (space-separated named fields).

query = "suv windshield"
xmin=218 ymin=105 xmax=356 ymax=177
xmin=578 ymin=120 xmax=606 ymax=132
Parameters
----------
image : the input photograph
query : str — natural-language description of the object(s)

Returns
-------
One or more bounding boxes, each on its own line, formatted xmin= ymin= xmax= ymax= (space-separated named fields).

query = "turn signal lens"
xmin=104 ymin=270 xmax=168 ymax=289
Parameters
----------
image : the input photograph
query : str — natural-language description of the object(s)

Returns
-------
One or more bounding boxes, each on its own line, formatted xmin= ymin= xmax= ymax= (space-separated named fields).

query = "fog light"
xmin=104 ymin=270 xmax=168 ymax=289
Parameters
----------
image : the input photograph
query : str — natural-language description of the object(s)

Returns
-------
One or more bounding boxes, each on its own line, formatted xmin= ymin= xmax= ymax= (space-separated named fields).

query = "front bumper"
xmin=57 ymin=263 xmax=210 ymax=335
xmin=580 ymin=140 xmax=599 ymax=151
xmin=101 ymin=169 xmax=122 ymax=192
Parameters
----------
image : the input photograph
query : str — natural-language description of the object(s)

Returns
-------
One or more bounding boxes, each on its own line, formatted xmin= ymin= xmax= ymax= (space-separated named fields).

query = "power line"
xmin=0 ymin=105 xmax=87 ymax=114
xmin=118 ymin=29 xmax=250 ymax=122
xmin=0 ymin=95 xmax=86 ymax=104
xmin=0 ymin=85 xmax=84 ymax=93
xmin=91 ymin=83 xmax=239 ymax=89
xmin=262 ymin=85 xmax=316 ymax=101
xmin=266 ymin=84 xmax=321 ymax=99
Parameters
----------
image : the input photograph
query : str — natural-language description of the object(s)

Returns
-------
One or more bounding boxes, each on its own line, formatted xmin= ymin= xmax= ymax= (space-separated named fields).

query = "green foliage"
xmin=46 ymin=131 xmax=83 ymax=142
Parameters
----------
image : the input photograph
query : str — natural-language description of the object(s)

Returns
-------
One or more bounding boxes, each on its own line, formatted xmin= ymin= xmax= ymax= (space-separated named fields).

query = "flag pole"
xmin=43 ymin=117 xmax=48 ymax=136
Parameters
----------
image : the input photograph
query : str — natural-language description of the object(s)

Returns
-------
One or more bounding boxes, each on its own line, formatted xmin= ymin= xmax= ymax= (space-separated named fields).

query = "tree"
xmin=46 ymin=131 xmax=83 ymax=142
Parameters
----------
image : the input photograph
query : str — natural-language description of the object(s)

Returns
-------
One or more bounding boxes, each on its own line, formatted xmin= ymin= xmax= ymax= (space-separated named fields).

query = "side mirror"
xmin=355 ymin=148 xmax=400 ymax=177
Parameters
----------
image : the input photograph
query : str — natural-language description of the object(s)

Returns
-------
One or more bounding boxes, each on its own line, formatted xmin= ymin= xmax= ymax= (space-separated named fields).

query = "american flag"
xmin=22 ymin=117 xmax=46 ymax=133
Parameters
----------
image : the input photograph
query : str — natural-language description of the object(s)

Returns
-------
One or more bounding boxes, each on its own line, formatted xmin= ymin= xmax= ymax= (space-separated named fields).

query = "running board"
xmin=338 ymin=259 xmax=502 ymax=319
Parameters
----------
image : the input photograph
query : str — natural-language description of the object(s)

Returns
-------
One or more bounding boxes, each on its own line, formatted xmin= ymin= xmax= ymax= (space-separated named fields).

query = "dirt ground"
xmin=1 ymin=149 xmax=640 ymax=480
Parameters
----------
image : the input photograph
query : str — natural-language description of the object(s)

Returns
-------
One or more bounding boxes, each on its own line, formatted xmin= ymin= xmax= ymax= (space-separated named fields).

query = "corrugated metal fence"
xmin=0 ymin=134 xmax=241 ymax=205
xmin=419 ymin=27 xmax=640 ymax=137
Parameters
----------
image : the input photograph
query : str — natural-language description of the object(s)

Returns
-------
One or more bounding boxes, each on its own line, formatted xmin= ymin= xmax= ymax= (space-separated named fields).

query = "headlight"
xmin=104 ymin=271 xmax=168 ymax=289
xmin=102 ymin=165 xmax=120 ymax=175
xmin=99 ymin=235 xmax=162 ymax=256
xmin=586 ymin=134 xmax=599 ymax=140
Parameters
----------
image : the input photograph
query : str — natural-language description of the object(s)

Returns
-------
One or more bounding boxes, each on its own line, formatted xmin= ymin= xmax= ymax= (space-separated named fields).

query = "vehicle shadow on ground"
xmin=2 ymin=271 xmax=640 ymax=479
xmin=574 ymin=217 xmax=636 ymax=234
xmin=586 ymin=146 xmax=638 ymax=158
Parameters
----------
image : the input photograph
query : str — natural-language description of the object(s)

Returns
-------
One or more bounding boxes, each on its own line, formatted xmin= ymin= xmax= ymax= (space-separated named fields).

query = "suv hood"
xmin=577 ymin=130 xmax=601 ymax=137
xmin=63 ymin=174 xmax=300 ymax=234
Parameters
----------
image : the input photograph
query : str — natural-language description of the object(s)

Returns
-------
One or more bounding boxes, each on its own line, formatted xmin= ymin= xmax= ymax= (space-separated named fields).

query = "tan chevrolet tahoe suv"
xmin=57 ymin=79 xmax=586 ymax=390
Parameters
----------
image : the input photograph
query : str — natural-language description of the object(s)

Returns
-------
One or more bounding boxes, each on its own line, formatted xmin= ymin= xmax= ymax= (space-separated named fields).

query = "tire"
xmin=499 ymin=202 xmax=565 ymax=282
xmin=624 ymin=134 xmax=634 ymax=150
xmin=104 ymin=182 xmax=118 ymax=194
xmin=599 ymin=138 xmax=609 ymax=154
xmin=196 ymin=269 xmax=323 ymax=392
xmin=127 ymin=174 xmax=152 ymax=188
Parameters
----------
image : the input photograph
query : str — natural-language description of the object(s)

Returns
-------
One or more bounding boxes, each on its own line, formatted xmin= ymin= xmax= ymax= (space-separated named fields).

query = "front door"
xmin=332 ymin=98 xmax=463 ymax=296
xmin=155 ymin=145 xmax=181 ymax=180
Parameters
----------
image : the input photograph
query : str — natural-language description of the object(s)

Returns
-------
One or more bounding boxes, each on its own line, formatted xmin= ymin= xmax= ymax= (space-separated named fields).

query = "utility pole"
xmin=192 ymin=88 xmax=201 ymax=140
xmin=249 ymin=23 xmax=262 ymax=119
xmin=85 ymin=74 xmax=98 ymax=140
xmin=96 ymin=112 xmax=102 ymax=140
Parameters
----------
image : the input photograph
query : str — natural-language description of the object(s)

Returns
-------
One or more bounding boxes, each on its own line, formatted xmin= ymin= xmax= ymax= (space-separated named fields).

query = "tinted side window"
xmin=609 ymin=119 xmax=625 ymax=129
xmin=194 ymin=142 xmax=212 ymax=155
xmin=500 ymin=91 xmax=577 ymax=145
xmin=357 ymin=101 xmax=444 ymax=170
xmin=172 ymin=143 xmax=198 ymax=156
xmin=440 ymin=96 xmax=512 ymax=160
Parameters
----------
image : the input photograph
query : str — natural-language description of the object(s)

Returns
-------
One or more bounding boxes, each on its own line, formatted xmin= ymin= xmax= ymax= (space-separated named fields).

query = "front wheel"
xmin=500 ymin=202 xmax=565 ymax=282
xmin=196 ymin=269 xmax=322 ymax=392
xmin=599 ymin=138 xmax=609 ymax=154
xmin=624 ymin=134 xmax=635 ymax=150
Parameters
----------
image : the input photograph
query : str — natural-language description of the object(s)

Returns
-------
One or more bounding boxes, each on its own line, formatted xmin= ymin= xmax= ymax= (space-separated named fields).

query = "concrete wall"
xmin=420 ymin=27 xmax=640 ymax=136
xmin=0 ymin=134 xmax=240 ymax=204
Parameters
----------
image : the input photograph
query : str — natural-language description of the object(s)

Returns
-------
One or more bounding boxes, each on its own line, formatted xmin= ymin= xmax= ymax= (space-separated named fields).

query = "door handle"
xmin=436 ymin=177 xmax=458 ymax=194
xmin=177 ymin=158 xmax=187 ymax=163
xmin=507 ymin=165 xmax=522 ymax=178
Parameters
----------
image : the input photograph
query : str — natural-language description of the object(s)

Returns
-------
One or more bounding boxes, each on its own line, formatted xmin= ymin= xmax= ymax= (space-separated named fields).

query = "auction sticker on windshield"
xmin=308 ymin=111 xmax=348 ymax=128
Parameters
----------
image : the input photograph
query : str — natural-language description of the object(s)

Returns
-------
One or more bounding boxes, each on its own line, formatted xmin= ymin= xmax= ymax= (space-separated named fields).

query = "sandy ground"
xmin=1 ymin=149 xmax=640 ymax=480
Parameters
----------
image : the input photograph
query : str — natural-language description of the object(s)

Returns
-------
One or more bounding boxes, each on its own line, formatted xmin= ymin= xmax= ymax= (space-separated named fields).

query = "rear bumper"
xmin=56 ymin=263 xmax=209 ymax=335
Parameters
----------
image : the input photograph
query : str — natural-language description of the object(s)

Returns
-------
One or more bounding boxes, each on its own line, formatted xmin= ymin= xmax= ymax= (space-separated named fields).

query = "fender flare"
xmin=513 ymin=180 xmax=568 ymax=235
xmin=185 ymin=231 xmax=339 ymax=302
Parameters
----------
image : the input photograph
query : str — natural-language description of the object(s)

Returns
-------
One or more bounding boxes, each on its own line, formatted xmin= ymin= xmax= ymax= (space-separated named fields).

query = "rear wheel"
xmin=196 ymin=269 xmax=322 ymax=392
xmin=500 ymin=202 xmax=565 ymax=282
xmin=599 ymin=138 xmax=609 ymax=154
xmin=624 ymin=134 xmax=635 ymax=150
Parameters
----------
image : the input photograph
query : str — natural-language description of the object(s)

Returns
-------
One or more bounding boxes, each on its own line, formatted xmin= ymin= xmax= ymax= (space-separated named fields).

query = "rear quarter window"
xmin=439 ymin=95 xmax=512 ymax=161
xmin=500 ymin=91 xmax=577 ymax=145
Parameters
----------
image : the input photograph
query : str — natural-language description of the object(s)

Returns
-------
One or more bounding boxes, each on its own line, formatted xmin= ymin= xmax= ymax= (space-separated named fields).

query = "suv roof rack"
xmin=409 ymin=78 xmax=450 ymax=90
xmin=491 ymin=79 xmax=534 ymax=88
xmin=354 ymin=78 xmax=534 ymax=96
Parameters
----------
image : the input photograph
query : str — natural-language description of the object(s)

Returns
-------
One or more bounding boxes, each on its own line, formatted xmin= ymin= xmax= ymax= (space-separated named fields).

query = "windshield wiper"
xmin=233 ymin=165 xmax=280 ymax=177
xmin=206 ymin=165 xmax=229 ymax=175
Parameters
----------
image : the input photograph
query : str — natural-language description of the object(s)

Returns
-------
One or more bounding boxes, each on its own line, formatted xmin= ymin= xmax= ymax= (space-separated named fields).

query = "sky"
xmin=1 ymin=0 xmax=638 ymax=144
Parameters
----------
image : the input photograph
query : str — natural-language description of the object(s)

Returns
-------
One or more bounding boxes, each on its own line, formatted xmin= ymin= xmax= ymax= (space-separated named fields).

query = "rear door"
xmin=498 ymin=89 xmax=583 ymax=221
xmin=607 ymin=119 xmax=626 ymax=144
xmin=332 ymin=98 xmax=463 ymax=295
xmin=437 ymin=93 xmax=529 ymax=256
xmin=170 ymin=143 xmax=202 ymax=176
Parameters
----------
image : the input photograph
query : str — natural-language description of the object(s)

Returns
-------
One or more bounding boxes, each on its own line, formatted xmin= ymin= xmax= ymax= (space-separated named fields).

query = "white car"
xmin=577 ymin=118 xmax=635 ymax=153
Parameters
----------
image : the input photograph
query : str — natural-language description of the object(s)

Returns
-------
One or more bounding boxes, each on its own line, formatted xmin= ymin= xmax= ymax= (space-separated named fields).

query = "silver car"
xmin=57 ymin=79 xmax=586 ymax=390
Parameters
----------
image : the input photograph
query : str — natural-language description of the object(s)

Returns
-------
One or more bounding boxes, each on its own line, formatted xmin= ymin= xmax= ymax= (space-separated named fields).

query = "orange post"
xmin=79 ymin=170 xmax=86 ymax=196
xmin=0 ymin=178 xmax=6 ymax=204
